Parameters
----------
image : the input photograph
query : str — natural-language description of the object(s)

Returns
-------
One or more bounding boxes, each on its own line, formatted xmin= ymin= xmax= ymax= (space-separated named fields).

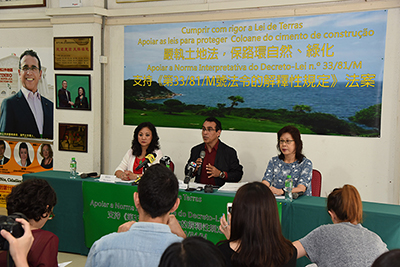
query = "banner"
xmin=0 ymin=140 xmax=53 ymax=207
xmin=82 ymin=181 xmax=282 ymax=246
xmin=124 ymin=10 xmax=387 ymax=137
xmin=0 ymin=48 xmax=54 ymax=140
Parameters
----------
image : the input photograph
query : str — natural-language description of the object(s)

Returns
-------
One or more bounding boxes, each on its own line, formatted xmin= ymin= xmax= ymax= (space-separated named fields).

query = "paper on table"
xmin=58 ymin=261 xmax=72 ymax=267
xmin=218 ymin=182 xmax=248 ymax=192
xmin=98 ymin=174 xmax=116 ymax=183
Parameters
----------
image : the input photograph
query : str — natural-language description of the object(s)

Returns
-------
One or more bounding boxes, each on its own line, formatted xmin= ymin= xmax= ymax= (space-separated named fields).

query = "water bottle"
xmin=70 ymin=157 xmax=77 ymax=179
xmin=285 ymin=175 xmax=293 ymax=201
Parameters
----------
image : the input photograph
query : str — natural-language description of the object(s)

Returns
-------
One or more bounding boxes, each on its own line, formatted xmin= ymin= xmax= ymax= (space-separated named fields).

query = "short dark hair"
xmin=0 ymin=140 xmax=6 ymax=150
xmin=39 ymin=144 xmax=53 ymax=158
xmin=7 ymin=179 xmax=57 ymax=222
xmin=372 ymin=249 xmax=400 ymax=267
xmin=204 ymin=117 xmax=222 ymax=131
xmin=131 ymin=122 xmax=160 ymax=157
xmin=19 ymin=50 xmax=41 ymax=71
xmin=277 ymin=125 xmax=305 ymax=162
xmin=138 ymin=164 xmax=178 ymax=218
xmin=19 ymin=142 xmax=31 ymax=166
xmin=159 ymin=236 xmax=226 ymax=267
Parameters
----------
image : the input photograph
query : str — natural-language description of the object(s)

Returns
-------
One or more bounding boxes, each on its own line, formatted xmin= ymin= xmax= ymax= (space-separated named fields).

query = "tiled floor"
xmin=1 ymin=206 xmax=87 ymax=267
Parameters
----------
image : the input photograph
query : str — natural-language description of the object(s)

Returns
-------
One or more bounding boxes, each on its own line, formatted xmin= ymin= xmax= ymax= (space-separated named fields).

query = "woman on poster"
xmin=40 ymin=144 xmax=53 ymax=169
xmin=17 ymin=142 xmax=32 ymax=167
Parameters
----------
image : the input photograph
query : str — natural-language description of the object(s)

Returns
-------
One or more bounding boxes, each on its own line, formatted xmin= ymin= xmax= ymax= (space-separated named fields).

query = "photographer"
xmin=0 ymin=179 xmax=58 ymax=267
xmin=1 ymin=218 xmax=33 ymax=267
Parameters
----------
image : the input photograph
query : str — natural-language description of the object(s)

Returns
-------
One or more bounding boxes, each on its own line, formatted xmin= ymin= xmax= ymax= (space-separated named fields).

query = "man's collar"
xmin=204 ymin=139 xmax=220 ymax=152
xmin=21 ymin=87 xmax=40 ymax=99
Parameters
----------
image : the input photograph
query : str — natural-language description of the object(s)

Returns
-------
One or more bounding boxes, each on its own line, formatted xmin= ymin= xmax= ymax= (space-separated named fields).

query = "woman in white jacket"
xmin=115 ymin=122 xmax=162 ymax=180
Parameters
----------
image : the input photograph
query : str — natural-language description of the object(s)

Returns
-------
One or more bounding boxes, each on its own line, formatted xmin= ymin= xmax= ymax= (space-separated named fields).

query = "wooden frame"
xmin=55 ymin=74 xmax=91 ymax=110
xmin=54 ymin=37 xmax=93 ymax=70
xmin=0 ymin=0 xmax=45 ymax=9
xmin=59 ymin=123 xmax=88 ymax=153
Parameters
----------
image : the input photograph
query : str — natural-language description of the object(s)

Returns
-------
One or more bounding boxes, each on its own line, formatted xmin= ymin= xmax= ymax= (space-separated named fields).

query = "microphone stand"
xmin=184 ymin=175 xmax=196 ymax=192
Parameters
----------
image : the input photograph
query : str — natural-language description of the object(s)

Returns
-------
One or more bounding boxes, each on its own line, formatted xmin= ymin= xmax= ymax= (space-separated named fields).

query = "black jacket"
xmin=185 ymin=141 xmax=243 ymax=186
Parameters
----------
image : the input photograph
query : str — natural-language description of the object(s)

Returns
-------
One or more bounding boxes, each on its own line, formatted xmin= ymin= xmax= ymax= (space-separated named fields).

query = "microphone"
xmin=160 ymin=156 xmax=171 ymax=168
xmin=197 ymin=150 xmax=206 ymax=176
xmin=184 ymin=162 xmax=197 ymax=184
xmin=135 ymin=153 xmax=157 ymax=171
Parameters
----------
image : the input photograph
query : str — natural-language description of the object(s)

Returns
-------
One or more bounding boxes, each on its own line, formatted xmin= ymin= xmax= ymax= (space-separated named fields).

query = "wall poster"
xmin=124 ymin=10 xmax=387 ymax=137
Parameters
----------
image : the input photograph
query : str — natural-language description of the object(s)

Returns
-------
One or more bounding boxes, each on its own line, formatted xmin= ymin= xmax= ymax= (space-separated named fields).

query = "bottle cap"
xmin=72 ymin=157 xmax=75 ymax=160
xmin=287 ymin=175 xmax=291 ymax=178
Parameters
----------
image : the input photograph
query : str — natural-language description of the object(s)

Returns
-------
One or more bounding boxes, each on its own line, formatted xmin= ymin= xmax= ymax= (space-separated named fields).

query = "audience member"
xmin=218 ymin=182 xmax=296 ymax=267
xmin=293 ymin=184 xmax=388 ymax=267
xmin=115 ymin=122 xmax=163 ymax=181
xmin=85 ymin=164 xmax=185 ymax=267
xmin=371 ymin=249 xmax=400 ymax=267
xmin=0 ymin=218 xmax=33 ymax=267
xmin=262 ymin=125 xmax=313 ymax=196
xmin=0 ymin=179 xmax=58 ymax=267
xmin=159 ymin=236 xmax=225 ymax=267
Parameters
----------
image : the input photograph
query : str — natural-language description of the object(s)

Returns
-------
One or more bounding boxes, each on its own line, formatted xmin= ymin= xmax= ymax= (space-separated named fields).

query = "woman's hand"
xmin=117 ymin=170 xmax=136 ymax=181
xmin=219 ymin=213 xmax=231 ymax=239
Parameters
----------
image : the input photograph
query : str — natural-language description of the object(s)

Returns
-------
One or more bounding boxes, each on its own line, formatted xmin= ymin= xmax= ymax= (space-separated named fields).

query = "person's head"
xmin=19 ymin=142 xmax=31 ymax=165
xmin=62 ymin=80 xmax=68 ymax=89
xmin=40 ymin=144 xmax=53 ymax=159
xmin=277 ymin=125 xmax=304 ymax=162
xmin=202 ymin=117 xmax=221 ymax=146
xmin=228 ymin=182 xmax=293 ymax=266
xmin=159 ymin=236 xmax=226 ymax=267
xmin=0 ymin=140 xmax=6 ymax=158
xmin=135 ymin=164 xmax=179 ymax=218
xmin=7 ymin=179 xmax=57 ymax=226
xmin=327 ymin=184 xmax=363 ymax=224
xmin=131 ymin=122 xmax=160 ymax=157
xmin=78 ymin=87 xmax=85 ymax=96
xmin=371 ymin=249 xmax=400 ymax=267
xmin=18 ymin=50 xmax=42 ymax=93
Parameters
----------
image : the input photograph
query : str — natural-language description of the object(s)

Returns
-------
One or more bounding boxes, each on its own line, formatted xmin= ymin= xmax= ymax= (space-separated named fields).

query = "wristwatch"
xmin=219 ymin=171 xmax=226 ymax=179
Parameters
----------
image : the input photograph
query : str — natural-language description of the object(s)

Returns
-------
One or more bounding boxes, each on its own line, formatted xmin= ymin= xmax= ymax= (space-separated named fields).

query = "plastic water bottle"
xmin=285 ymin=175 xmax=293 ymax=201
xmin=70 ymin=157 xmax=77 ymax=179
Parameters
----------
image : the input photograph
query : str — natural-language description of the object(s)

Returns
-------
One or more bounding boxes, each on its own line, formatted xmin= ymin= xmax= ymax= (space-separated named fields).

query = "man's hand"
xmin=0 ymin=218 xmax=33 ymax=267
xmin=206 ymin=163 xmax=220 ymax=179
xmin=118 ymin=220 xmax=136 ymax=233
xmin=167 ymin=214 xmax=186 ymax=238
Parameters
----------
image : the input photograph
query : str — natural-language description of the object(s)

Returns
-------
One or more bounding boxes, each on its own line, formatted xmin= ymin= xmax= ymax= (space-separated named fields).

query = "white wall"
xmin=103 ymin=4 xmax=400 ymax=205
xmin=1 ymin=0 xmax=399 ymax=204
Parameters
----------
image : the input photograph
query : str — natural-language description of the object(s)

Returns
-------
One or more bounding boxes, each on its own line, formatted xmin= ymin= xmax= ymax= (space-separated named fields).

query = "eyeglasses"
xmin=279 ymin=140 xmax=294 ymax=145
xmin=48 ymin=211 xmax=55 ymax=220
xmin=21 ymin=65 xmax=39 ymax=72
xmin=202 ymin=127 xmax=216 ymax=132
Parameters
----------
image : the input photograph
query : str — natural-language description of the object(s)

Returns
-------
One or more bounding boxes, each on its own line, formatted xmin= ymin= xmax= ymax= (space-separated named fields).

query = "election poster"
xmin=124 ymin=10 xmax=387 ymax=137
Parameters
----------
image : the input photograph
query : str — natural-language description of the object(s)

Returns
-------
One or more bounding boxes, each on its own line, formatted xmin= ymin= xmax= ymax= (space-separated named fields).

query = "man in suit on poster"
xmin=0 ymin=50 xmax=53 ymax=139
xmin=57 ymin=80 xmax=74 ymax=108
xmin=0 ymin=140 xmax=9 ymax=165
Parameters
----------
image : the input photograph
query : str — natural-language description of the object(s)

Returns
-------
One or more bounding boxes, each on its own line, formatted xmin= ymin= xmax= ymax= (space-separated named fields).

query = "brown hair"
xmin=223 ymin=182 xmax=294 ymax=266
xmin=327 ymin=184 xmax=363 ymax=223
